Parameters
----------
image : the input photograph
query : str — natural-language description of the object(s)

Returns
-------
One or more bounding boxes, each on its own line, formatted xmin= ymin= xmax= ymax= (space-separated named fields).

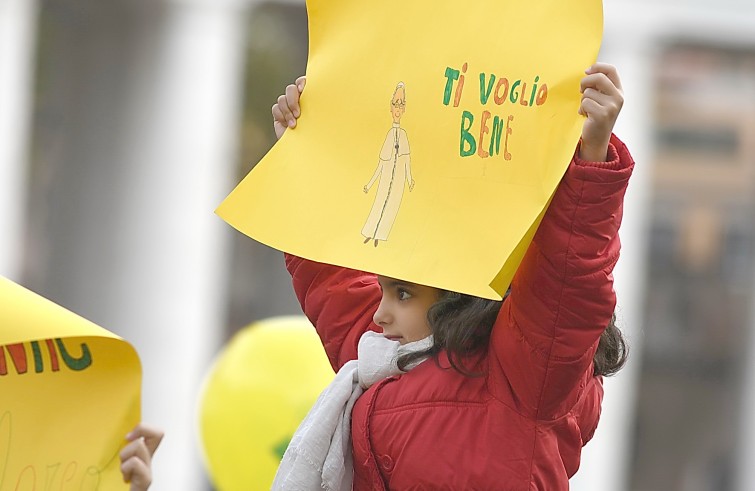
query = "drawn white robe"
xmin=361 ymin=124 xmax=412 ymax=241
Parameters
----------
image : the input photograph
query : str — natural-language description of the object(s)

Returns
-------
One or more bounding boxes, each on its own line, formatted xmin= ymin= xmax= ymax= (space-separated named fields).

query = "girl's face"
xmin=374 ymin=276 xmax=439 ymax=344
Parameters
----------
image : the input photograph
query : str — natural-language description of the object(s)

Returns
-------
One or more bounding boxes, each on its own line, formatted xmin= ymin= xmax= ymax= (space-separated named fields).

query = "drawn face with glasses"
xmin=391 ymin=85 xmax=406 ymax=123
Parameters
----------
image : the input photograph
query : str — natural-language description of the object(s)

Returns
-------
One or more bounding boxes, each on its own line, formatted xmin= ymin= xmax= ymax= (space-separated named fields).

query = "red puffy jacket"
xmin=286 ymin=135 xmax=634 ymax=490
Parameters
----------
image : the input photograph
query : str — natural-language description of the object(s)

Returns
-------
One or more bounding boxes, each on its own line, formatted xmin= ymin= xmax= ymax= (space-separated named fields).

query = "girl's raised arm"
xmin=487 ymin=64 xmax=634 ymax=420
xmin=285 ymin=254 xmax=381 ymax=371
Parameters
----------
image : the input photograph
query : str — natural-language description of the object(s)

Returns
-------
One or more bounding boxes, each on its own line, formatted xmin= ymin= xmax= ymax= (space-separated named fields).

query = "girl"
xmin=272 ymin=63 xmax=634 ymax=490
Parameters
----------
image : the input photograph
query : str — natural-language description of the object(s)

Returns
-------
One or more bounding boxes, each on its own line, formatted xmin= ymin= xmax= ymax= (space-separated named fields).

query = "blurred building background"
xmin=1 ymin=0 xmax=754 ymax=490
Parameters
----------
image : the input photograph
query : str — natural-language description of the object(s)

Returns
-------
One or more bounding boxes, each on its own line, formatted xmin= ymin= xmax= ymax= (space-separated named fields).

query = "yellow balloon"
xmin=198 ymin=316 xmax=334 ymax=490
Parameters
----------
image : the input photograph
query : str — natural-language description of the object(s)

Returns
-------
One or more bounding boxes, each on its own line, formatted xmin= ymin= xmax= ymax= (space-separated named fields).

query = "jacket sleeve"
xmin=284 ymin=254 xmax=382 ymax=372
xmin=488 ymin=134 xmax=635 ymax=421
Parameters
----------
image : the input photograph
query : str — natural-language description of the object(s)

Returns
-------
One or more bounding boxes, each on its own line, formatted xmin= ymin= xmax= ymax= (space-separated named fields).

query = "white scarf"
xmin=271 ymin=331 xmax=433 ymax=491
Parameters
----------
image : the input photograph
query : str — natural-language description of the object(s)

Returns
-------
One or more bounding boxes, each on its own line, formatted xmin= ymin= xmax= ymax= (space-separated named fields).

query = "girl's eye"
xmin=398 ymin=289 xmax=411 ymax=301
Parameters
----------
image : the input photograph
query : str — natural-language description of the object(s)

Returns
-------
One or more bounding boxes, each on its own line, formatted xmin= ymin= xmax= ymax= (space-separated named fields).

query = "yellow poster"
xmin=217 ymin=0 xmax=603 ymax=299
xmin=0 ymin=277 xmax=140 ymax=490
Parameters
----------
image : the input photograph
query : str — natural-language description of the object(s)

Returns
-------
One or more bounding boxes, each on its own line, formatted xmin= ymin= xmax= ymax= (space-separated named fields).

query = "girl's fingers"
xmin=119 ymin=438 xmax=153 ymax=490
xmin=126 ymin=422 xmax=163 ymax=440
xmin=580 ymin=72 xmax=621 ymax=98
xmin=295 ymin=75 xmax=306 ymax=92
xmin=271 ymin=76 xmax=306 ymax=139
xmin=120 ymin=424 xmax=163 ymax=490
xmin=120 ymin=455 xmax=147 ymax=481
xmin=586 ymin=62 xmax=623 ymax=92
xmin=581 ymin=87 xmax=612 ymax=108
xmin=121 ymin=456 xmax=151 ymax=489
xmin=120 ymin=458 xmax=136 ymax=484
xmin=580 ymin=71 xmax=624 ymax=120
xmin=276 ymin=94 xmax=295 ymax=128
xmin=120 ymin=438 xmax=153 ymax=468
xmin=126 ymin=423 xmax=164 ymax=457
xmin=272 ymin=104 xmax=286 ymax=125
xmin=285 ymin=83 xmax=301 ymax=120
xmin=579 ymin=97 xmax=604 ymax=118
xmin=273 ymin=121 xmax=287 ymax=140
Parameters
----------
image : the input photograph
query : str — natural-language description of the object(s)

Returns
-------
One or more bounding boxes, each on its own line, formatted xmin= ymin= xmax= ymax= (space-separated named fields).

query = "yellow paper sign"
xmin=217 ymin=0 xmax=603 ymax=299
xmin=0 ymin=277 xmax=141 ymax=490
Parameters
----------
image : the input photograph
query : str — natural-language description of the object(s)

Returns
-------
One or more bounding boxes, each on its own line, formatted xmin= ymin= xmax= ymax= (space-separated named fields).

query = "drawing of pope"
xmin=361 ymin=82 xmax=415 ymax=247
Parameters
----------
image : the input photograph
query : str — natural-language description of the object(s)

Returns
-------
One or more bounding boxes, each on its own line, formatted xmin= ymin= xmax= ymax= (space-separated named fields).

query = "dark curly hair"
xmin=397 ymin=290 xmax=628 ymax=377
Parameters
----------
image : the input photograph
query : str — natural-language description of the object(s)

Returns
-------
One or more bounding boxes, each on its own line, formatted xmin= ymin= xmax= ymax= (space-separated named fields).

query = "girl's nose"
xmin=373 ymin=300 xmax=390 ymax=326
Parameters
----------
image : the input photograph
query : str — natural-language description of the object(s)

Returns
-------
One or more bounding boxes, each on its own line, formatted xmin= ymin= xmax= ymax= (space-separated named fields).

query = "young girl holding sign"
xmin=271 ymin=63 xmax=634 ymax=490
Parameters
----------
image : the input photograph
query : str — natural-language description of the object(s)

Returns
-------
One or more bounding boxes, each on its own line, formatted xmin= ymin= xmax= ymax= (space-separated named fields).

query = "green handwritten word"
xmin=0 ymin=338 xmax=92 ymax=376
xmin=442 ymin=63 xmax=468 ymax=107
xmin=460 ymin=111 xmax=514 ymax=160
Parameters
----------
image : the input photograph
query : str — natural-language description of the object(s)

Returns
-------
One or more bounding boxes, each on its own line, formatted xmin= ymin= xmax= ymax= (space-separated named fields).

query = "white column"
xmin=111 ymin=2 xmax=249 ymax=488
xmin=569 ymin=7 xmax=654 ymax=491
xmin=0 ymin=0 xmax=38 ymax=280
xmin=737 ymin=267 xmax=755 ymax=491
xmin=735 ymin=45 xmax=755 ymax=491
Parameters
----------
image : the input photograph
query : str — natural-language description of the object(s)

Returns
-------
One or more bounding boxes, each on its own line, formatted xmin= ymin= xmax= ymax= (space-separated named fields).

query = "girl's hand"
xmin=272 ymin=76 xmax=306 ymax=140
xmin=119 ymin=423 xmax=164 ymax=491
xmin=578 ymin=63 xmax=624 ymax=162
